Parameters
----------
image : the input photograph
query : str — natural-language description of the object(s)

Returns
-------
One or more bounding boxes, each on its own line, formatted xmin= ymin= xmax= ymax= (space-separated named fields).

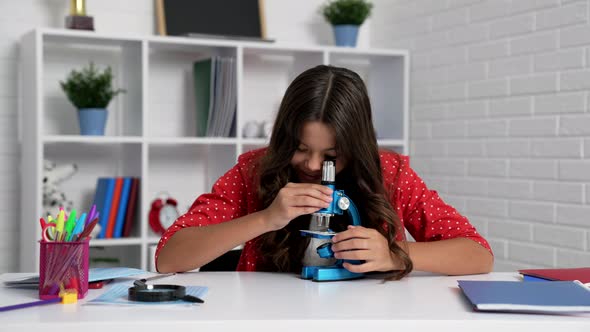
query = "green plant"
xmin=321 ymin=0 xmax=373 ymax=25
xmin=59 ymin=62 xmax=125 ymax=109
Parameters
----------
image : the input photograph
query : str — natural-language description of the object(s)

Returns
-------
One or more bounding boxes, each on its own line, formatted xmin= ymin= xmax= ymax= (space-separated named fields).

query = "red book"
xmin=105 ymin=177 xmax=123 ymax=238
xmin=519 ymin=267 xmax=590 ymax=283
xmin=122 ymin=178 xmax=139 ymax=237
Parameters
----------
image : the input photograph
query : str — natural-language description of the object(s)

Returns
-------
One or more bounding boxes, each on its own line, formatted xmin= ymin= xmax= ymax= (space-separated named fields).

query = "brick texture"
xmin=373 ymin=0 xmax=590 ymax=271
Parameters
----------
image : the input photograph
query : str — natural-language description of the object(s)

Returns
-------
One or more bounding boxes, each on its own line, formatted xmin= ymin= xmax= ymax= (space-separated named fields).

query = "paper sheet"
xmin=88 ymin=267 xmax=147 ymax=282
xmin=87 ymin=282 xmax=208 ymax=306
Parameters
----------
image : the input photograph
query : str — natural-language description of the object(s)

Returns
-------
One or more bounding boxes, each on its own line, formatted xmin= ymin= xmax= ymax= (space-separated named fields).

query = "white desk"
xmin=1 ymin=272 xmax=588 ymax=331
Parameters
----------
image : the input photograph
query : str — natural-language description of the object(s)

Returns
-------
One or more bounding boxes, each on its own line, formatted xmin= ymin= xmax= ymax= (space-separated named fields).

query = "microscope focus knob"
xmin=317 ymin=243 xmax=334 ymax=258
xmin=337 ymin=196 xmax=350 ymax=211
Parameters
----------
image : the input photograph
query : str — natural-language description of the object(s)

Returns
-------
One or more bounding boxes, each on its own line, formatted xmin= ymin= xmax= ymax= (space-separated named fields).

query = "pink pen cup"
xmin=39 ymin=240 xmax=89 ymax=300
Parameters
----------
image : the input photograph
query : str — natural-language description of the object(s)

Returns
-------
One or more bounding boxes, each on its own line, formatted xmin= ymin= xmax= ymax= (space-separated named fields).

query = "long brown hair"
xmin=255 ymin=65 xmax=413 ymax=280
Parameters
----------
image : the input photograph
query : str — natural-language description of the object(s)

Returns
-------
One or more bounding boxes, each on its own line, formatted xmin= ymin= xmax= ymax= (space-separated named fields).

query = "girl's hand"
xmin=261 ymin=182 xmax=333 ymax=231
xmin=331 ymin=225 xmax=402 ymax=273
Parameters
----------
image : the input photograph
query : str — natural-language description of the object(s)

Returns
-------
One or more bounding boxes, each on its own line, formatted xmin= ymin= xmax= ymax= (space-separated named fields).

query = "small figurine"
xmin=42 ymin=160 xmax=78 ymax=218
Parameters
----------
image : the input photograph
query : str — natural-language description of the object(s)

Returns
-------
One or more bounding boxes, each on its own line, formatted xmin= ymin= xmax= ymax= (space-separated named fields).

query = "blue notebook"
xmin=94 ymin=178 xmax=116 ymax=239
xmin=522 ymin=275 xmax=551 ymax=282
xmin=458 ymin=280 xmax=590 ymax=314
xmin=113 ymin=177 xmax=132 ymax=238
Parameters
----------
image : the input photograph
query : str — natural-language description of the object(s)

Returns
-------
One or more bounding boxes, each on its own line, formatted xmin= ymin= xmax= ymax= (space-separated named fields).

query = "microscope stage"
xmin=299 ymin=230 xmax=336 ymax=239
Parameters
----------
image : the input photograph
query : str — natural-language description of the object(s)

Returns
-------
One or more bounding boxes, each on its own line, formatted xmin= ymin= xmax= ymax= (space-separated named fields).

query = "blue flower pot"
xmin=333 ymin=25 xmax=360 ymax=47
xmin=78 ymin=108 xmax=107 ymax=135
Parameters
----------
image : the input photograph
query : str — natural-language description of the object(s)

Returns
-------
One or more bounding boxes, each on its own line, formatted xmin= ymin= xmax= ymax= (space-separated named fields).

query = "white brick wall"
xmin=373 ymin=0 xmax=590 ymax=270
xmin=0 ymin=0 xmax=360 ymax=273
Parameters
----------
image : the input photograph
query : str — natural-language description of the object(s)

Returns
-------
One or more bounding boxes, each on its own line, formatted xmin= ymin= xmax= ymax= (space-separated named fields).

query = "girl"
xmin=156 ymin=65 xmax=493 ymax=279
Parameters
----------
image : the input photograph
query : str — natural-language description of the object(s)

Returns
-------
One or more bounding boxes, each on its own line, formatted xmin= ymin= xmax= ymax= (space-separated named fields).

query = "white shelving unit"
xmin=19 ymin=28 xmax=409 ymax=272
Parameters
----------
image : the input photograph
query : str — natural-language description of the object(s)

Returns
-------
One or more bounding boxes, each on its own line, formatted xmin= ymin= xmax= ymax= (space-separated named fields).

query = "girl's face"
xmin=291 ymin=121 xmax=346 ymax=184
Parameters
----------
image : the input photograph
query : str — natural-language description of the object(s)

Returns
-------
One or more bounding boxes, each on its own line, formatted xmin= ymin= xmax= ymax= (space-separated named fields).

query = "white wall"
xmin=372 ymin=0 xmax=590 ymax=271
xmin=0 ymin=0 xmax=371 ymax=273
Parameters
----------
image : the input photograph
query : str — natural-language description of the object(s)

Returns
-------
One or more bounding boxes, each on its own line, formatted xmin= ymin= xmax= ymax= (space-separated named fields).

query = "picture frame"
xmin=155 ymin=0 xmax=268 ymax=40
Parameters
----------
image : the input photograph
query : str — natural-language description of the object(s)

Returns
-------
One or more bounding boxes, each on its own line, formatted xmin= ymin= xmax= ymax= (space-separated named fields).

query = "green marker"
xmin=64 ymin=209 xmax=77 ymax=242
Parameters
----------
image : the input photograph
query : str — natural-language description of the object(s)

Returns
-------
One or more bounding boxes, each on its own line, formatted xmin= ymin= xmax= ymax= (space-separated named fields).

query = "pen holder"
xmin=39 ymin=240 xmax=89 ymax=300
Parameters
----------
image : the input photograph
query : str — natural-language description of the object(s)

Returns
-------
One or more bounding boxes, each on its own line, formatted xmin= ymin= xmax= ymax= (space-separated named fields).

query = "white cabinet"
xmin=19 ymin=28 xmax=409 ymax=272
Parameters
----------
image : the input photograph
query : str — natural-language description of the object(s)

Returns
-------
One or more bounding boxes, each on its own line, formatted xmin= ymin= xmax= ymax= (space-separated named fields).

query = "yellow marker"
xmin=56 ymin=210 xmax=65 ymax=241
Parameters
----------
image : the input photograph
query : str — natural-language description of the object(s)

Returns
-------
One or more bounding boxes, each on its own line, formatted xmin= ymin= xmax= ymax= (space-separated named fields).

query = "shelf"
xmin=89 ymin=238 xmax=142 ymax=247
xmin=148 ymin=144 xmax=236 ymax=211
xmin=44 ymin=135 xmax=143 ymax=144
xmin=148 ymin=38 xmax=237 ymax=53
xmin=327 ymin=47 xmax=408 ymax=57
xmin=43 ymin=136 xmax=242 ymax=145
xmin=42 ymin=28 xmax=142 ymax=46
xmin=329 ymin=53 xmax=407 ymax=141
xmin=20 ymin=28 xmax=409 ymax=272
xmin=43 ymin=143 xmax=142 ymax=222
xmin=89 ymin=244 xmax=142 ymax=268
xmin=147 ymin=43 xmax=237 ymax=138
xmin=240 ymin=138 xmax=270 ymax=145
xmin=39 ymin=28 xmax=408 ymax=55
xmin=42 ymin=35 xmax=143 ymax=137
xmin=241 ymin=48 xmax=324 ymax=139
xmin=148 ymin=137 xmax=238 ymax=145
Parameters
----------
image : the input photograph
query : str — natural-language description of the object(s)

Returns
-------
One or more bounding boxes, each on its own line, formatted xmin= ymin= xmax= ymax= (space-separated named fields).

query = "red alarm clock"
xmin=149 ymin=194 xmax=180 ymax=235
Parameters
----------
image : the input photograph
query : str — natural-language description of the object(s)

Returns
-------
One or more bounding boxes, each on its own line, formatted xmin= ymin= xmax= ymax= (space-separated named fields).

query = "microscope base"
xmin=301 ymin=265 xmax=363 ymax=281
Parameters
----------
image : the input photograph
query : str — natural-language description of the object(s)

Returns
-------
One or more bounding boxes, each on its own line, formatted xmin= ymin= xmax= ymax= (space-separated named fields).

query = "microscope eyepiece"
xmin=321 ymin=160 xmax=335 ymax=185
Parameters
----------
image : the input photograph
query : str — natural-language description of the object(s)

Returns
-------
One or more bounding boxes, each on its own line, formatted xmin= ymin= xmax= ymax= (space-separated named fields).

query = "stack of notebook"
xmin=519 ymin=267 xmax=590 ymax=283
xmin=458 ymin=267 xmax=590 ymax=314
xmin=193 ymin=56 xmax=236 ymax=137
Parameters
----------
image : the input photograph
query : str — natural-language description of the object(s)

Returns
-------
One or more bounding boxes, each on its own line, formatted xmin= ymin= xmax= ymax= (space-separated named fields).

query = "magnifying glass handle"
xmin=134 ymin=273 xmax=176 ymax=289
xmin=133 ymin=280 xmax=147 ymax=289
xmin=182 ymin=295 xmax=204 ymax=303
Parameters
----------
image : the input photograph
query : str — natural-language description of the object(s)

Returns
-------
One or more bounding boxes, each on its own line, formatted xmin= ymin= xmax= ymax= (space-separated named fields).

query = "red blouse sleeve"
xmin=155 ymin=151 xmax=258 ymax=264
xmin=382 ymin=152 xmax=492 ymax=253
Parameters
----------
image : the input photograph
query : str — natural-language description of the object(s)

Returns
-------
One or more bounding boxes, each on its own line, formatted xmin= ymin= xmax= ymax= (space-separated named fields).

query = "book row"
xmin=92 ymin=177 xmax=140 ymax=239
xmin=193 ymin=56 xmax=237 ymax=137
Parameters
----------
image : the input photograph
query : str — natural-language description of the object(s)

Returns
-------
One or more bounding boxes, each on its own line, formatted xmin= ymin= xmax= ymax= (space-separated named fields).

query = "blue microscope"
xmin=300 ymin=160 xmax=364 ymax=281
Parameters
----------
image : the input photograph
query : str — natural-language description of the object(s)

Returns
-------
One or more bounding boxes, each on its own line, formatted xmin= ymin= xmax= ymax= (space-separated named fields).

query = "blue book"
xmin=522 ymin=275 xmax=551 ymax=282
xmin=113 ymin=177 xmax=132 ymax=238
xmin=95 ymin=178 xmax=115 ymax=239
xmin=92 ymin=178 xmax=107 ymax=239
xmin=458 ymin=280 xmax=590 ymax=314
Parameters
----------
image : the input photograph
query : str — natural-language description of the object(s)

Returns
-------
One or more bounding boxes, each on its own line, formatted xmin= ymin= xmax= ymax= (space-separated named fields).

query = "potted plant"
xmin=321 ymin=0 xmax=373 ymax=47
xmin=60 ymin=62 xmax=125 ymax=135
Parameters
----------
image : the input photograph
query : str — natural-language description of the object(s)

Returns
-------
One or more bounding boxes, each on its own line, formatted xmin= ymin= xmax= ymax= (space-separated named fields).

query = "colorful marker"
xmin=71 ymin=212 xmax=86 ymax=241
xmin=64 ymin=209 xmax=77 ymax=241
xmin=87 ymin=204 xmax=96 ymax=227
xmin=56 ymin=210 xmax=65 ymax=241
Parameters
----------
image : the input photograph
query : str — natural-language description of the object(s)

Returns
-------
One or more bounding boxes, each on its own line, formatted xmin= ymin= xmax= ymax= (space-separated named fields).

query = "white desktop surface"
xmin=1 ymin=272 xmax=588 ymax=331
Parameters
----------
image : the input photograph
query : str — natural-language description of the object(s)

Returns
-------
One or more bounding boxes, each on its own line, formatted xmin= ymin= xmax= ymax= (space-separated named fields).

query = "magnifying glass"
xmin=127 ymin=273 xmax=204 ymax=303
xmin=128 ymin=284 xmax=204 ymax=303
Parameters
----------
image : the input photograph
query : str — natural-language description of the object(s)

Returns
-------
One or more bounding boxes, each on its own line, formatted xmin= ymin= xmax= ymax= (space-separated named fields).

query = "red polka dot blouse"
xmin=156 ymin=148 xmax=492 ymax=271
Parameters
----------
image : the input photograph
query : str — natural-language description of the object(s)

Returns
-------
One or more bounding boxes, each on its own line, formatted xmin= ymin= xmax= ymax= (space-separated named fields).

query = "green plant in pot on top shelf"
xmin=321 ymin=0 xmax=373 ymax=47
xmin=60 ymin=62 xmax=125 ymax=136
